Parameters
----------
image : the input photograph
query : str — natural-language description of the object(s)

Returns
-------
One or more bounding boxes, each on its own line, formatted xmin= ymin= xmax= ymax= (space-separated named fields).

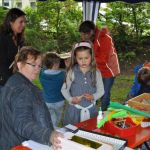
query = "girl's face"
xmin=64 ymin=58 xmax=71 ymax=68
xmin=76 ymin=50 xmax=91 ymax=70
xmin=17 ymin=55 xmax=42 ymax=81
xmin=10 ymin=16 xmax=26 ymax=35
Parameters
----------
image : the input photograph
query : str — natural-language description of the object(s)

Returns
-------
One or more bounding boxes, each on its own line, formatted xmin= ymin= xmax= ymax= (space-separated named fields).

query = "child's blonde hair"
xmin=66 ymin=41 xmax=97 ymax=87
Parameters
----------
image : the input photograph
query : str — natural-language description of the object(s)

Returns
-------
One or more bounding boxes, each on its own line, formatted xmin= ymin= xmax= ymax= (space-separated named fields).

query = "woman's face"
xmin=11 ymin=16 xmax=26 ymax=34
xmin=80 ymin=30 xmax=95 ymax=42
xmin=18 ymin=55 xmax=42 ymax=81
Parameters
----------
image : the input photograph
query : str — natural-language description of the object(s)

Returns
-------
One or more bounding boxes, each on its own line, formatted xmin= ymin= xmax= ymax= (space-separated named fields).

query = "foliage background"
xmin=24 ymin=0 xmax=150 ymax=68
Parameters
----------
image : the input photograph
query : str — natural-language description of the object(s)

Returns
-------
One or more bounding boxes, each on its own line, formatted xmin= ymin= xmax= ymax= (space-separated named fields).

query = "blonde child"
xmin=61 ymin=42 xmax=104 ymax=125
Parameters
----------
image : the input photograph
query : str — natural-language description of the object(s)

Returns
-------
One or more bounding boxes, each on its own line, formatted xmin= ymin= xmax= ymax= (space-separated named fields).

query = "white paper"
xmin=124 ymin=147 xmax=134 ymax=150
xmin=22 ymin=140 xmax=52 ymax=150
xmin=65 ymin=124 xmax=78 ymax=131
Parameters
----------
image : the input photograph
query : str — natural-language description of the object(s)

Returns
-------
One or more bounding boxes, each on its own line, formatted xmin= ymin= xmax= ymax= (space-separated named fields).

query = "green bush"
xmin=0 ymin=7 xmax=8 ymax=25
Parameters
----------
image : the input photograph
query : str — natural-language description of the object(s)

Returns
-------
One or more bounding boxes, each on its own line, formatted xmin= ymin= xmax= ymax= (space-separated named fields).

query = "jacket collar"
xmin=16 ymin=72 xmax=34 ymax=86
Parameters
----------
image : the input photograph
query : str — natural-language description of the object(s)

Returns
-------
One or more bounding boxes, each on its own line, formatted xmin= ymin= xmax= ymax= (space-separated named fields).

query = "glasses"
xmin=26 ymin=62 xmax=42 ymax=70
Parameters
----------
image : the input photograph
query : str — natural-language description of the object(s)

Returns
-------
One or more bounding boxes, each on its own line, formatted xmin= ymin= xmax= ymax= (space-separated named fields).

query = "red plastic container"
xmin=11 ymin=145 xmax=31 ymax=150
xmin=100 ymin=117 xmax=139 ymax=138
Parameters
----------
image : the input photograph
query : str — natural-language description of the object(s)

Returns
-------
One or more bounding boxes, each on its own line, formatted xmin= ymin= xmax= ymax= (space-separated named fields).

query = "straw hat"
xmin=60 ymin=52 xmax=71 ymax=59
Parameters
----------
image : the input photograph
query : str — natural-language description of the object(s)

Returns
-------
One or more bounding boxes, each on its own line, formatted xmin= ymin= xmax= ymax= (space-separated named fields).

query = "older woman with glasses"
xmin=0 ymin=46 xmax=62 ymax=150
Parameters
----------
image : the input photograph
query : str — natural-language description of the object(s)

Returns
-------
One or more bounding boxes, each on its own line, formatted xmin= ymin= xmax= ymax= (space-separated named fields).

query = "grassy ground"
xmin=111 ymin=74 xmax=134 ymax=103
xmin=33 ymin=74 xmax=134 ymax=104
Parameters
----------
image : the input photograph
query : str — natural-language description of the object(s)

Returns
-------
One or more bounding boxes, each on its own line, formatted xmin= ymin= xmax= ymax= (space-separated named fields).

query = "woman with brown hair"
xmin=0 ymin=8 xmax=26 ymax=87
xmin=0 ymin=46 xmax=62 ymax=150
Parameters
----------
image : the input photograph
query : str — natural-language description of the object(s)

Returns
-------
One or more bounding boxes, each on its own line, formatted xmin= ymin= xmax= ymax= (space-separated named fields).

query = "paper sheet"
xmin=22 ymin=140 xmax=53 ymax=150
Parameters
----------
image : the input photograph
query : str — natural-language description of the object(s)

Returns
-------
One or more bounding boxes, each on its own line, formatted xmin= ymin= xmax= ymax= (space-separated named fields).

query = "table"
xmin=76 ymin=117 xmax=150 ymax=149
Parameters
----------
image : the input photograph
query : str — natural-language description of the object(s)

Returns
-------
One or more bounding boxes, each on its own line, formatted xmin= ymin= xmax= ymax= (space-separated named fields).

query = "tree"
xmin=25 ymin=0 xmax=82 ymax=53
xmin=97 ymin=2 xmax=150 ymax=53
xmin=0 ymin=6 xmax=8 ymax=25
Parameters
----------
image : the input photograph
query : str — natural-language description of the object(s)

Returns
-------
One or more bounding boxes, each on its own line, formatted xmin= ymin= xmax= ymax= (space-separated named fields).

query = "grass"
xmin=111 ymin=74 xmax=134 ymax=103
xmin=33 ymin=77 xmax=42 ymax=89
xmin=33 ymin=74 xmax=134 ymax=104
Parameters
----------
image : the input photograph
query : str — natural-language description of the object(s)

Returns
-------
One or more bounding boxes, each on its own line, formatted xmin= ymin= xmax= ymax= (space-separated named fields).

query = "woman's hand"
xmin=72 ymin=96 xmax=83 ymax=104
xmin=84 ymin=93 xmax=94 ymax=101
xmin=50 ymin=131 xmax=63 ymax=150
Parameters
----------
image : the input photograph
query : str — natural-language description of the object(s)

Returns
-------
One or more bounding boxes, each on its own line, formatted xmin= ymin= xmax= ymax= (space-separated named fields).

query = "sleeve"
xmin=95 ymin=35 xmax=114 ymax=75
xmin=130 ymin=78 xmax=141 ymax=96
xmin=93 ymin=70 xmax=104 ymax=102
xmin=61 ymin=70 xmax=74 ymax=103
xmin=12 ymin=88 xmax=53 ymax=145
xmin=0 ymin=35 xmax=7 ymax=65
xmin=129 ymin=65 xmax=142 ymax=96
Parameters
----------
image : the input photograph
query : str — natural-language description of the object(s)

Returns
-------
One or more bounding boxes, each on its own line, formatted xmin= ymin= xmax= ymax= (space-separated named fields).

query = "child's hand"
xmin=72 ymin=96 xmax=83 ymax=104
xmin=84 ymin=93 xmax=94 ymax=101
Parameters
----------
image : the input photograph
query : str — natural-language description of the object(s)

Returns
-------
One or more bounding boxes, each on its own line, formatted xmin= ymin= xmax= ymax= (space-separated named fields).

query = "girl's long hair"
xmin=0 ymin=8 xmax=26 ymax=46
xmin=66 ymin=41 xmax=97 ymax=87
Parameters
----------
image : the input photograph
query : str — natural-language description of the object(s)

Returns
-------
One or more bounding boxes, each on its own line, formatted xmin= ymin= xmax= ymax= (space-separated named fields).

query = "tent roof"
xmin=58 ymin=0 xmax=150 ymax=3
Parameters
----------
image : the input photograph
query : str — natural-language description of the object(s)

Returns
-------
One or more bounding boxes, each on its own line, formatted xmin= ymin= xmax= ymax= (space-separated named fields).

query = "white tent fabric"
xmin=82 ymin=0 xmax=101 ymax=24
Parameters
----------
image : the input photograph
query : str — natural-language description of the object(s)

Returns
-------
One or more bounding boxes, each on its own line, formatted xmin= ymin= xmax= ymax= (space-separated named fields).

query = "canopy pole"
xmin=82 ymin=0 xmax=101 ymax=24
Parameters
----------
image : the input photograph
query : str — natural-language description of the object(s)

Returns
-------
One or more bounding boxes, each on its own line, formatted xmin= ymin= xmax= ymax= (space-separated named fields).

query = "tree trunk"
xmin=131 ymin=6 xmax=139 ymax=41
xmin=56 ymin=4 xmax=61 ymax=53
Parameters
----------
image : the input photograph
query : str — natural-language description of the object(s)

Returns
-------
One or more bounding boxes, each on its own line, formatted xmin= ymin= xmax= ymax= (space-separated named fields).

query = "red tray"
xmin=95 ymin=117 xmax=139 ymax=138
xmin=11 ymin=145 xmax=31 ymax=150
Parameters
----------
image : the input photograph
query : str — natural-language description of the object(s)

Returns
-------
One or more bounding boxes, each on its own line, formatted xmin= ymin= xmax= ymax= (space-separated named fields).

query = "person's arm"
xmin=95 ymin=35 xmax=114 ymax=75
xmin=129 ymin=65 xmax=142 ymax=97
xmin=12 ymin=87 xmax=53 ymax=145
xmin=0 ymin=35 xmax=7 ymax=65
xmin=129 ymin=76 xmax=141 ymax=97
xmin=93 ymin=70 xmax=104 ymax=102
xmin=61 ymin=70 xmax=74 ymax=103
xmin=0 ymin=35 xmax=9 ymax=85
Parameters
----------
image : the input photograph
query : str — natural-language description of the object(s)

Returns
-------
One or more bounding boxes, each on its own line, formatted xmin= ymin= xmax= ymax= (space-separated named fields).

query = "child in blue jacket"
xmin=127 ymin=62 xmax=150 ymax=100
xmin=40 ymin=52 xmax=65 ymax=129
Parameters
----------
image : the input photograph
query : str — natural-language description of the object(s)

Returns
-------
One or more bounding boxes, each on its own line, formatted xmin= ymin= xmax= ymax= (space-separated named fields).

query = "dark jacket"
xmin=0 ymin=33 xmax=23 ymax=86
xmin=0 ymin=72 xmax=54 ymax=150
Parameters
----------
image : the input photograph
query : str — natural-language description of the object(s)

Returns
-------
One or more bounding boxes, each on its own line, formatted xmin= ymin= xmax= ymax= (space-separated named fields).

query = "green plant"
xmin=118 ymin=51 xmax=136 ymax=63
xmin=0 ymin=7 xmax=8 ymax=25
xmin=24 ymin=0 xmax=81 ymax=53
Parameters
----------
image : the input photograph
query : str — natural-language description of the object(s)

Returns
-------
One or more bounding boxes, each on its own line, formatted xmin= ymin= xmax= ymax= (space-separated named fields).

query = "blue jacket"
xmin=129 ymin=64 xmax=143 ymax=96
xmin=0 ymin=72 xmax=54 ymax=150
xmin=40 ymin=69 xmax=65 ymax=103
